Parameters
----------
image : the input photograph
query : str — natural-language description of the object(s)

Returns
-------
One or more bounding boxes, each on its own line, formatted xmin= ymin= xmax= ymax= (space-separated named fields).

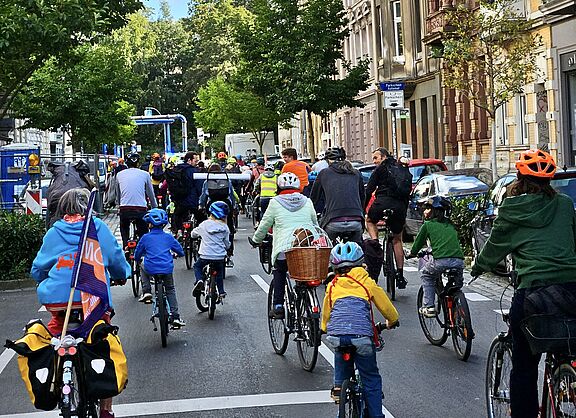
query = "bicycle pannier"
xmin=521 ymin=314 xmax=576 ymax=355
xmin=4 ymin=319 xmax=58 ymax=410
xmin=77 ymin=320 xmax=128 ymax=399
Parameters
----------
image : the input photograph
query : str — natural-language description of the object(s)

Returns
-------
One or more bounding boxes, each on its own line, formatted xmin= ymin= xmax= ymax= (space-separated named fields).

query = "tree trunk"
xmin=306 ymin=111 xmax=315 ymax=161
xmin=490 ymin=117 xmax=498 ymax=182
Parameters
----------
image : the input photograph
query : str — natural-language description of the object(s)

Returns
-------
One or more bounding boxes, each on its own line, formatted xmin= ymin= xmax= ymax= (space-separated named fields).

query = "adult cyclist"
xmin=310 ymin=146 xmax=365 ymax=245
xmin=470 ymin=149 xmax=576 ymax=418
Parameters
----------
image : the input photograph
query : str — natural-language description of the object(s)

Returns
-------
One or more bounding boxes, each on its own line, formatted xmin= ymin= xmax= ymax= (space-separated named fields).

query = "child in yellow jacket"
xmin=322 ymin=242 xmax=399 ymax=418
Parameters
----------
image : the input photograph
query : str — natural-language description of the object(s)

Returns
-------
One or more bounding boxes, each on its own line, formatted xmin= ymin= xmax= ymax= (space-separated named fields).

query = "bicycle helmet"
xmin=152 ymin=152 xmax=161 ymax=160
xmin=330 ymin=242 xmax=364 ymax=268
xmin=217 ymin=152 xmax=227 ymax=160
xmin=227 ymin=156 xmax=237 ymax=164
xmin=422 ymin=196 xmax=452 ymax=218
xmin=325 ymin=147 xmax=346 ymax=161
xmin=515 ymin=149 xmax=556 ymax=178
xmin=308 ymin=171 xmax=318 ymax=182
xmin=264 ymin=163 xmax=275 ymax=172
xmin=277 ymin=172 xmax=300 ymax=190
xmin=256 ymin=157 xmax=265 ymax=166
xmin=209 ymin=201 xmax=229 ymax=220
xmin=125 ymin=152 xmax=140 ymax=167
xmin=143 ymin=208 xmax=169 ymax=227
xmin=274 ymin=160 xmax=285 ymax=171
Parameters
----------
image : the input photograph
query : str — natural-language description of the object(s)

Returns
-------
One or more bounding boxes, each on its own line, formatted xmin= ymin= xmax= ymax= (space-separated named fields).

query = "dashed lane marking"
xmin=404 ymin=266 xmax=418 ymax=272
xmin=494 ymin=309 xmax=509 ymax=315
xmin=464 ymin=292 xmax=491 ymax=302
xmin=249 ymin=274 xmax=396 ymax=418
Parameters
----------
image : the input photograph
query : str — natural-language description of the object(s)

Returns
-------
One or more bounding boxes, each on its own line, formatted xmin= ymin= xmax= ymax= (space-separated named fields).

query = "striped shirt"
xmin=327 ymin=296 xmax=373 ymax=337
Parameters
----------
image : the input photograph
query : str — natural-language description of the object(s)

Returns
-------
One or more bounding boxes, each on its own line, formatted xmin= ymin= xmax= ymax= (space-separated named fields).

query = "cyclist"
xmin=115 ymin=152 xmax=157 ymax=250
xmin=406 ymin=196 xmax=464 ymax=317
xmin=281 ymin=147 xmax=311 ymax=195
xmin=216 ymin=151 xmax=228 ymax=170
xmin=134 ymin=208 xmax=186 ymax=328
xmin=310 ymin=147 xmax=365 ymax=245
xmin=191 ymin=202 xmax=231 ymax=300
xmin=253 ymin=163 xmax=278 ymax=226
xmin=250 ymin=172 xmax=319 ymax=319
xmin=470 ymin=149 xmax=576 ymax=418
xmin=365 ymin=148 xmax=412 ymax=289
xmin=31 ymin=188 xmax=131 ymax=418
xmin=148 ymin=152 xmax=166 ymax=203
xmin=322 ymin=242 xmax=398 ymax=418
xmin=312 ymin=152 xmax=329 ymax=172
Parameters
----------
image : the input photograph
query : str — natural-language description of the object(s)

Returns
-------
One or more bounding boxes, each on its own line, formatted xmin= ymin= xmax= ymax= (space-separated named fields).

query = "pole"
xmin=391 ymin=109 xmax=398 ymax=157
xmin=491 ymin=119 xmax=498 ymax=182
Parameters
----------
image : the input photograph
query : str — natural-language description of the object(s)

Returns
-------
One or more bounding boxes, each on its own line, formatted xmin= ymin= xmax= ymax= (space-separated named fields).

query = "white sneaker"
xmin=172 ymin=318 xmax=186 ymax=327
xmin=138 ymin=293 xmax=152 ymax=303
xmin=419 ymin=306 xmax=437 ymax=318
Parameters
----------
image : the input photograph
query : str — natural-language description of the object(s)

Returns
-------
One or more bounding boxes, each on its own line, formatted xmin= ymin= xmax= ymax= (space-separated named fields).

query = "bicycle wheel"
xmin=384 ymin=239 xmax=396 ymax=301
xmin=252 ymin=204 xmax=259 ymax=226
xmin=339 ymin=378 xmax=360 ymax=418
xmin=157 ymin=284 xmax=169 ymax=348
xmin=130 ymin=257 xmax=140 ymax=298
xmin=192 ymin=238 xmax=200 ymax=262
xmin=260 ymin=244 xmax=272 ymax=275
xmin=184 ymin=236 xmax=193 ymax=270
xmin=59 ymin=360 xmax=84 ymax=418
xmin=486 ymin=337 xmax=512 ymax=418
xmin=208 ymin=275 xmax=217 ymax=320
xmin=451 ymin=292 xmax=473 ymax=361
xmin=267 ymin=278 xmax=289 ymax=355
xmin=545 ymin=363 xmax=576 ymax=418
xmin=417 ymin=286 xmax=448 ymax=346
xmin=195 ymin=273 xmax=209 ymax=312
xmin=296 ymin=288 xmax=320 ymax=372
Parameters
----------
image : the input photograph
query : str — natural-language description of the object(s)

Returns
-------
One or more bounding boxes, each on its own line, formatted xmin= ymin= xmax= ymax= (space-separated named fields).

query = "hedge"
xmin=450 ymin=195 xmax=483 ymax=256
xmin=0 ymin=212 xmax=45 ymax=281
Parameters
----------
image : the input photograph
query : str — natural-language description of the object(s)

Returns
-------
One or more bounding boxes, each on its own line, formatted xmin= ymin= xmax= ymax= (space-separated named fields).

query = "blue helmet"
xmin=308 ymin=171 xmax=318 ymax=182
xmin=330 ymin=242 xmax=364 ymax=268
xmin=144 ymin=208 xmax=168 ymax=227
xmin=209 ymin=201 xmax=229 ymax=219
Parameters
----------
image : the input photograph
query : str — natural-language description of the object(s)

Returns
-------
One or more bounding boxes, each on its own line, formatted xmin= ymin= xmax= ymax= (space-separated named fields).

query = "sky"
xmin=143 ymin=0 xmax=189 ymax=20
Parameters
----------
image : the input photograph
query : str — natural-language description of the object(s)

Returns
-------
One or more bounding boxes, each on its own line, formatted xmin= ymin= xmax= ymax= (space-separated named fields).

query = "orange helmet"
xmin=515 ymin=149 xmax=556 ymax=178
xmin=217 ymin=152 xmax=227 ymax=160
xmin=152 ymin=152 xmax=160 ymax=160
xmin=118 ymin=157 xmax=125 ymax=164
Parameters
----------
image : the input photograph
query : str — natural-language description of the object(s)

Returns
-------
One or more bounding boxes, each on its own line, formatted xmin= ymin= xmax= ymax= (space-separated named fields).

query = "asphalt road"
xmin=0 ymin=215 xmax=513 ymax=418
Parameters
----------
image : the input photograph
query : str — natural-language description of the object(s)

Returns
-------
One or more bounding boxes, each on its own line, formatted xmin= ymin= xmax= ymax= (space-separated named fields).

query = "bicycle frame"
xmin=150 ymin=276 xmax=171 ymax=330
xmin=284 ymin=278 xmax=321 ymax=333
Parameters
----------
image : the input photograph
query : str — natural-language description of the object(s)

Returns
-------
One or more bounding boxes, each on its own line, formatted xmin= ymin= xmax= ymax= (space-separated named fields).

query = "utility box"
xmin=0 ymin=144 xmax=41 ymax=210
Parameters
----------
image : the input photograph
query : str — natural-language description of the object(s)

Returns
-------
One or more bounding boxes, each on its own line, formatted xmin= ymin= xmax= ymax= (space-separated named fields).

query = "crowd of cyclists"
xmin=24 ymin=143 xmax=576 ymax=418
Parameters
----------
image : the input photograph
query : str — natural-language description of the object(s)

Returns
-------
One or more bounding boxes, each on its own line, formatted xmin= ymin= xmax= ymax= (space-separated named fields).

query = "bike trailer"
xmin=521 ymin=314 xmax=576 ymax=356
xmin=77 ymin=320 xmax=128 ymax=399
xmin=4 ymin=319 xmax=59 ymax=410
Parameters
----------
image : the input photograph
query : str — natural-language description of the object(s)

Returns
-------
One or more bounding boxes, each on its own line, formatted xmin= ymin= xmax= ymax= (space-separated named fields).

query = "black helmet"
xmin=274 ymin=160 xmax=285 ymax=171
xmin=422 ymin=196 xmax=452 ymax=218
xmin=325 ymin=147 xmax=346 ymax=161
xmin=125 ymin=152 xmax=140 ymax=167
xmin=256 ymin=157 xmax=265 ymax=166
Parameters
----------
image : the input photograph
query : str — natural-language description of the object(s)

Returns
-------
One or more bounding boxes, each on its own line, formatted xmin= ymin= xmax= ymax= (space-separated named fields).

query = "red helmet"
xmin=516 ymin=149 xmax=556 ymax=178
xmin=217 ymin=152 xmax=227 ymax=160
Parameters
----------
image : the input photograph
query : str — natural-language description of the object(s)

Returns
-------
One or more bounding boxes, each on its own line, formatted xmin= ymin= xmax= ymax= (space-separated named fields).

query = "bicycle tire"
xmin=192 ymin=238 xmax=200 ymax=262
xmin=339 ymin=378 xmax=360 ymax=418
xmin=267 ymin=278 xmax=289 ymax=355
xmin=157 ymin=283 xmax=169 ymax=348
xmin=384 ymin=238 xmax=396 ymax=301
xmin=486 ymin=337 xmax=512 ymax=418
xmin=130 ymin=257 xmax=139 ymax=298
xmin=195 ymin=279 xmax=209 ymax=312
xmin=545 ymin=363 xmax=576 ymax=418
xmin=260 ymin=245 xmax=272 ymax=275
xmin=184 ymin=236 xmax=193 ymax=270
xmin=60 ymin=358 xmax=85 ymax=418
xmin=252 ymin=204 xmax=259 ymax=226
xmin=417 ymin=286 xmax=448 ymax=346
xmin=208 ymin=274 xmax=217 ymax=320
xmin=296 ymin=288 xmax=320 ymax=372
xmin=451 ymin=292 xmax=473 ymax=361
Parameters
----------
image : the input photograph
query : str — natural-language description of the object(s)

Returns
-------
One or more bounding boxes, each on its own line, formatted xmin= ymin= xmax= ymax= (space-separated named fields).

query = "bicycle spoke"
xmin=486 ymin=338 xmax=512 ymax=418
xmin=549 ymin=364 xmax=576 ymax=418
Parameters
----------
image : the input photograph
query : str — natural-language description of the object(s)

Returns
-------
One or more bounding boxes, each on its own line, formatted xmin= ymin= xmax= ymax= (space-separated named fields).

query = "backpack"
xmin=150 ymin=161 xmax=165 ymax=181
xmin=387 ymin=161 xmax=412 ymax=198
xmin=206 ymin=171 xmax=230 ymax=203
xmin=165 ymin=164 xmax=189 ymax=200
xmin=46 ymin=161 xmax=92 ymax=227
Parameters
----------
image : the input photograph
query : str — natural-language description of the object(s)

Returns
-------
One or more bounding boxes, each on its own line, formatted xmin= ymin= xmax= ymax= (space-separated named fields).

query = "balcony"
xmin=422 ymin=7 xmax=455 ymax=47
xmin=540 ymin=0 xmax=576 ymax=17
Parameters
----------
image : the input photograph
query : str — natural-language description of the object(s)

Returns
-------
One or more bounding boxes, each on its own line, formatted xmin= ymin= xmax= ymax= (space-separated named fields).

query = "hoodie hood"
xmin=275 ymin=193 xmax=307 ymax=212
xmin=330 ymin=161 xmax=355 ymax=175
xmin=498 ymin=193 xmax=558 ymax=228
xmin=51 ymin=219 xmax=84 ymax=245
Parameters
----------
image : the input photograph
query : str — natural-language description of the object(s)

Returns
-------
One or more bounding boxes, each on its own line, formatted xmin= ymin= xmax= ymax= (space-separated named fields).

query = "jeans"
xmin=193 ymin=257 xmax=225 ymax=294
xmin=420 ymin=257 xmax=464 ymax=307
xmin=172 ymin=205 xmax=205 ymax=233
xmin=326 ymin=335 xmax=383 ymax=418
xmin=140 ymin=267 xmax=180 ymax=318
xmin=259 ymin=197 xmax=271 ymax=221
xmin=119 ymin=210 xmax=148 ymax=249
xmin=323 ymin=220 xmax=364 ymax=246
xmin=272 ymin=259 xmax=288 ymax=306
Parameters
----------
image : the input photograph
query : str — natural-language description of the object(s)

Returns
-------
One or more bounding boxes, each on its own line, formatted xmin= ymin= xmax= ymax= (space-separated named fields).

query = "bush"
xmin=450 ymin=195 xmax=483 ymax=256
xmin=0 ymin=212 xmax=45 ymax=281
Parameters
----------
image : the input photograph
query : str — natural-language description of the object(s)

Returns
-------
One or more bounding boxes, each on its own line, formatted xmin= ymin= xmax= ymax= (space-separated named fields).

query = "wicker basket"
xmin=521 ymin=314 xmax=576 ymax=356
xmin=285 ymin=246 xmax=331 ymax=281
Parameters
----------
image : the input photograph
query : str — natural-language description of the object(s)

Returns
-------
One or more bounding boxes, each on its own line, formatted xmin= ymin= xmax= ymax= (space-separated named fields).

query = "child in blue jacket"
xmin=135 ymin=208 xmax=186 ymax=327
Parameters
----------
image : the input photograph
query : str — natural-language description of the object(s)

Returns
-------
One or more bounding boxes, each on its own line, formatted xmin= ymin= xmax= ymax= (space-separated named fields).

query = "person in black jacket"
xmin=171 ymin=151 xmax=205 ymax=236
xmin=310 ymin=147 xmax=365 ymax=245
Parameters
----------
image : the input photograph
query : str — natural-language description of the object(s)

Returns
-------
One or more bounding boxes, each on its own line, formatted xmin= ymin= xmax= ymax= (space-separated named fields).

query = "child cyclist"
xmin=135 ymin=208 xmax=186 ymax=327
xmin=322 ymin=242 xmax=399 ymax=418
xmin=406 ymin=196 xmax=464 ymax=318
xmin=192 ymin=201 xmax=231 ymax=299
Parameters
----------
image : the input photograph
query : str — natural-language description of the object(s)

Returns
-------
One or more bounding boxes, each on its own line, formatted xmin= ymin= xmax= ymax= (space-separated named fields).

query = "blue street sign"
xmin=379 ymin=82 xmax=405 ymax=91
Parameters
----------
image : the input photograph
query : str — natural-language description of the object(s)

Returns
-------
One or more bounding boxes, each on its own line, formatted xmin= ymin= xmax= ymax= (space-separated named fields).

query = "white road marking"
xmin=404 ymin=266 xmax=418 ymax=272
xmin=464 ymin=292 xmax=491 ymax=302
xmin=495 ymin=309 xmax=510 ymax=315
xmin=249 ymin=274 xmax=397 ymax=418
xmin=0 ymin=348 xmax=16 ymax=376
xmin=0 ymin=390 xmax=333 ymax=417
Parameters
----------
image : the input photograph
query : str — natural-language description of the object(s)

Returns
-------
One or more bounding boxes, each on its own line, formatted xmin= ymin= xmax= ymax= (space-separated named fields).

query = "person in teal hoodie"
xmin=470 ymin=149 xmax=576 ymax=418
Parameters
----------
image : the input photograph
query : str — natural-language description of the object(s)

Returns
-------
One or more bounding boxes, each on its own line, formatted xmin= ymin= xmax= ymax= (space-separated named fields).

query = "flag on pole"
xmin=69 ymin=190 xmax=109 ymax=337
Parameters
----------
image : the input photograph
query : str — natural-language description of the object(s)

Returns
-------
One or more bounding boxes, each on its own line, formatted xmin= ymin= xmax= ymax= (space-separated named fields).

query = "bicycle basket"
xmin=521 ymin=314 xmax=576 ymax=356
xmin=286 ymin=247 xmax=332 ymax=281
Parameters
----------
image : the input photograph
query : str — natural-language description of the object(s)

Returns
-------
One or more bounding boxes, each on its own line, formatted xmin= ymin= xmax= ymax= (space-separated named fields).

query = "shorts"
xmin=367 ymin=198 xmax=406 ymax=235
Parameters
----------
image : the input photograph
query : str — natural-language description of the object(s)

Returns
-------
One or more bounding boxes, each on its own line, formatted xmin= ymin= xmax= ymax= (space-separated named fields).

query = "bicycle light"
xmin=68 ymin=347 xmax=77 ymax=356
xmin=307 ymin=280 xmax=321 ymax=287
xmin=127 ymin=241 xmax=137 ymax=248
xmin=183 ymin=222 xmax=191 ymax=229
xmin=57 ymin=347 xmax=66 ymax=357
xmin=312 ymin=306 xmax=320 ymax=313
xmin=342 ymin=353 xmax=351 ymax=361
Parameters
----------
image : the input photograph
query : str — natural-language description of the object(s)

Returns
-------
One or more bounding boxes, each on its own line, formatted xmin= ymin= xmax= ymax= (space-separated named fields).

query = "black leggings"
xmin=272 ymin=259 xmax=288 ymax=306
xmin=119 ymin=210 xmax=148 ymax=249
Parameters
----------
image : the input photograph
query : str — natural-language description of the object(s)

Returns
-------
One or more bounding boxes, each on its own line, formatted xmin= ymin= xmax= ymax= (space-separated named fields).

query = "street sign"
xmin=379 ymin=82 xmax=405 ymax=91
xmin=380 ymin=82 xmax=405 ymax=109
xmin=399 ymin=109 xmax=410 ymax=119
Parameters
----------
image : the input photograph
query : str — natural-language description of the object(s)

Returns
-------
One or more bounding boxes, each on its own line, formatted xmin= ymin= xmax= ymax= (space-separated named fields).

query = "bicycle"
xmin=182 ymin=216 xmax=198 ymax=270
xmin=149 ymin=273 xmax=178 ymax=348
xmin=379 ymin=209 xmax=397 ymax=301
xmin=252 ymin=195 xmax=261 ymax=227
xmin=481 ymin=270 xmax=576 ymax=417
xmin=245 ymin=193 xmax=253 ymax=219
xmin=194 ymin=260 xmax=225 ymax=320
xmin=125 ymin=221 xmax=141 ymax=298
xmin=414 ymin=250 xmax=474 ymax=361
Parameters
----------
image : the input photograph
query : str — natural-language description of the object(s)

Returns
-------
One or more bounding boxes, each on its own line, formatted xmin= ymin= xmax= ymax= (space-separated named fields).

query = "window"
xmin=518 ymin=95 xmax=528 ymax=145
xmin=496 ymin=103 xmax=508 ymax=145
xmin=391 ymin=1 xmax=404 ymax=60
xmin=414 ymin=0 xmax=422 ymax=54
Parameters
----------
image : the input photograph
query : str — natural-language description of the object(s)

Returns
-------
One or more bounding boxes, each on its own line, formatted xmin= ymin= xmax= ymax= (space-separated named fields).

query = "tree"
xmin=235 ymin=0 xmax=369 ymax=159
xmin=0 ymin=0 xmax=143 ymax=120
xmin=11 ymin=44 xmax=140 ymax=152
xmin=442 ymin=0 xmax=542 ymax=180
xmin=195 ymin=77 xmax=285 ymax=154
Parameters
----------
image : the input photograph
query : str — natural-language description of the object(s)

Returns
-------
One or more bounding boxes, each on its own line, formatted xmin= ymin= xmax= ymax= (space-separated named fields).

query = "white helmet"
xmin=264 ymin=163 xmax=275 ymax=172
xmin=277 ymin=172 xmax=300 ymax=190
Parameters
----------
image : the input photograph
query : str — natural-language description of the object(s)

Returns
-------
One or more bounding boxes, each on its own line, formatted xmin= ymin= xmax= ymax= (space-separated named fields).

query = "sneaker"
xmin=192 ymin=280 xmax=204 ymax=297
xmin=138 ymin=293 xmax=152 ymax=303
xmin=330 ymin=386 xmax=341 ymax=403
xmin=268 ymin=306 xmax=285 ymax=319
xmin=419 ymin=306 xmax=437 ymax=318
xmin=172 ymin=317 xmax=186 ymax=328
xmin=100 ymin=410 xmax=115 ymax=418
xmin=396 ymin=273 xmax=407 ymax=289
xmin=226 ymin=257 xmax=234 ymax=268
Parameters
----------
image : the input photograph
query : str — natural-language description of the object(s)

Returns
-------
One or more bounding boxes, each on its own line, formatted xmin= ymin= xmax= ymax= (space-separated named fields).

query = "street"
xmin=0 ymin=215 xmax=513 ymax=418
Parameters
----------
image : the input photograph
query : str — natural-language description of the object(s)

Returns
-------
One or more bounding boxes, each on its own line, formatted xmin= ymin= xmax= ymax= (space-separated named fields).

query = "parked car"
xmin=467 ymin=168 xmax=576 ymax=272
xmin=404 ymin=170 xmax=491 ymax=237
xmin=357 ymin=158 xmax=449 ymax=188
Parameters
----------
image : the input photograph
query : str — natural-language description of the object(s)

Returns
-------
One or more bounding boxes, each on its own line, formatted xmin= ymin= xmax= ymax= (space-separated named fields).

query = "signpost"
xmin=379 ymin=82 xmax=406 ymax=157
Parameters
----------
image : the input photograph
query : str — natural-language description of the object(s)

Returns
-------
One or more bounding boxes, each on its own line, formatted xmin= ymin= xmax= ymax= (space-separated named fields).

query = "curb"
xmin=0 ymin=279 xmax=37 ymax=291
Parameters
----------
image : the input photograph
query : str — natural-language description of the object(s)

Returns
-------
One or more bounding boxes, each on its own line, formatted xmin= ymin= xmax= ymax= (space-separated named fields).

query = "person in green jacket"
xmin=407 ymin=196 xmax=464 ymax=317
xmin=470 ymin=149 xmax=576 ymax=418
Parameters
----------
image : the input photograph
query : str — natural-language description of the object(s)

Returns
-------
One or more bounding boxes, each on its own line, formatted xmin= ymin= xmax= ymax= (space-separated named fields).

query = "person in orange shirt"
xmin=281 ymin=147 xmax=311 ymax=195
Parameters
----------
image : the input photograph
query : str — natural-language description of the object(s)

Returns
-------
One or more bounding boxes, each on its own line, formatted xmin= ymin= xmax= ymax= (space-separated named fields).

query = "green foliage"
xmin=0 ymin=212 xmax=45 ymax=281
xmin=450 ymin=196 xmax=482 ymax=256
xmin=442 ymin=0 xmax=543 ymax=118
